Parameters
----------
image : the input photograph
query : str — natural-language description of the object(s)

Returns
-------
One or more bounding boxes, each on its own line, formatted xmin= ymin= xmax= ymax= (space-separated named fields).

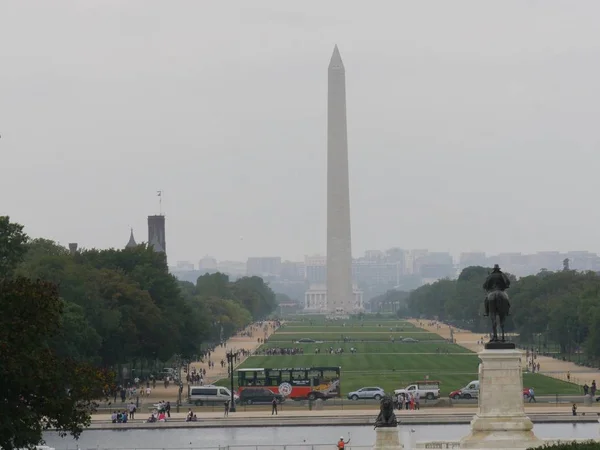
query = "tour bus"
xmin=236 ymin=366 xmax=341 ymax=400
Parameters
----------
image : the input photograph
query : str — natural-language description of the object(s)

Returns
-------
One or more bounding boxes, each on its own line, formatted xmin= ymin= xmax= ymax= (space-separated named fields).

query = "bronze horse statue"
xmin=483 ymin=265 xmax=511 ymax=342
xmin=486 ymin=289 xmax=510 ymax=342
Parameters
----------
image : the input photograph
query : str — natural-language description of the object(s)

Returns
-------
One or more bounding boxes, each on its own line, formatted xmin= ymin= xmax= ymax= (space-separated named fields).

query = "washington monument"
xmin=326 ymin=45 xmax=354 ymax=313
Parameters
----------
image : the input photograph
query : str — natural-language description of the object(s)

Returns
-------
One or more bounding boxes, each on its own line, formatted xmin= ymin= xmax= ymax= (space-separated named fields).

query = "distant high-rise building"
xmin=148 ymin=215 xmax=166 ymax=253
xmin=68 ymin=243 xmax=78 ymax=255
xmin=246 ymin=257 xmax=282 ymax=277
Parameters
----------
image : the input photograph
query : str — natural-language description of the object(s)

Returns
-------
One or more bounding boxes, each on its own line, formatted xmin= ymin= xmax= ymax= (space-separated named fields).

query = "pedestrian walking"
xmin=165 ymin=401 xmax=171 ymax=418
xmin=271 ymin=397 xmax=278 ymax=415
xmin=224 ymin=400 xmax=229 ymax=417
xmin=528 ymin=387 xmax=536 ymax=403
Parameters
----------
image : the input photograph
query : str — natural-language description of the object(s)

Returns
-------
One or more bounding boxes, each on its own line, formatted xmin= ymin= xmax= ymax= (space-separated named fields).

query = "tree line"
xmin=407 ymin=265 xmax=600 ymax=363
xmin=0 ymin=216 xmax=276 ymax=449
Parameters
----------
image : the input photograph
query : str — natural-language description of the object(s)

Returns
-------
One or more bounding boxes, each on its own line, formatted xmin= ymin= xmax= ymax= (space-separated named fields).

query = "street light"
xmin=226 ymin=350 xmax=237 ymax=412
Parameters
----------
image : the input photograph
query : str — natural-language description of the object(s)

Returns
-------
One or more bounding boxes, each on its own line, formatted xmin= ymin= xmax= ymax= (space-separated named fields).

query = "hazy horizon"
xmin=2 ymin=1 xmax=600 ymax=262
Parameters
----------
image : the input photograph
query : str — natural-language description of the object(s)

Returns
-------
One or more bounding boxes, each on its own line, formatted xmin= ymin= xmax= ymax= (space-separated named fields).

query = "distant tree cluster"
xmin=408 ymin=265 xmax=600 ymax=362
xmin=0 ymin=216 xmax=277 ymax=449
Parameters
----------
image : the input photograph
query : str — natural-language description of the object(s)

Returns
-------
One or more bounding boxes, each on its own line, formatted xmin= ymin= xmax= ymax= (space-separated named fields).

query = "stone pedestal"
xmin=460 ymin=349 xmax=543 ymax=449
xmin=373 ymin=427 xmax=403 ymax=450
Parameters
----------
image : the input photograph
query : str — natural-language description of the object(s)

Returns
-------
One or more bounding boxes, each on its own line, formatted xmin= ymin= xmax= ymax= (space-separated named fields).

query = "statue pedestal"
xmin=460 ymin=349 xmax=543 ymax=449
xmin=373 ymin=427 xmax=403 ymax=450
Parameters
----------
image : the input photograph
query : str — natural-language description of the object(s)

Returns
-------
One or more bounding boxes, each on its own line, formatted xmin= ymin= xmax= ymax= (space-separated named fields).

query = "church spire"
xmin=125 ymin=228 xmax=137 ymax=248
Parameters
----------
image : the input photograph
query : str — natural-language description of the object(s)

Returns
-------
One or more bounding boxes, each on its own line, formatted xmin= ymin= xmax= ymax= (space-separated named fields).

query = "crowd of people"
xmin=395 ymin=392 xmax=420 ymax=410
xmin=255 ymin=346 xmax=304 ymax=356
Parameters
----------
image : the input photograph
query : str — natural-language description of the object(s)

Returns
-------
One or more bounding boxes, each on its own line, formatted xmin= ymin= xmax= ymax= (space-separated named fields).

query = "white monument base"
xmin=460 ymin=348 xmax=543 ymax=450
xmin=373 ymin=427 xmax=403 ymax=450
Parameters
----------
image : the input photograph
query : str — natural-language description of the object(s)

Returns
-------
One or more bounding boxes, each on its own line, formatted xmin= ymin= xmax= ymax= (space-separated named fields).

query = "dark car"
xmin=239 ymin=388 xmax=284 ymax=405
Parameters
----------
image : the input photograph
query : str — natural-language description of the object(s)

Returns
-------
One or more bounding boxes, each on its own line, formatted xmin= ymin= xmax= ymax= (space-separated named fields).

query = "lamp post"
xmin=226 ymin=350 xmax=237 ymax=412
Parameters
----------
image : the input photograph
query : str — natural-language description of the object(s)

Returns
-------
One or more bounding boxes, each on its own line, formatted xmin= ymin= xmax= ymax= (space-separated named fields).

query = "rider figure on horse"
xmin=483 ymin=264 xmax=511 ymax=316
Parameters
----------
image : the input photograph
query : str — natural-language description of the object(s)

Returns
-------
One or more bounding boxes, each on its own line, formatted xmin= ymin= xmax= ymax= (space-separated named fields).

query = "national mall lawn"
xmin=222 ymin=317 xmax=581 ymax=396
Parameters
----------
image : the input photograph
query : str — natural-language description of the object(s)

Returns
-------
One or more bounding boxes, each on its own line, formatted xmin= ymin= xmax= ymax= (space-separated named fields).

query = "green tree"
xmin=0 ymin=216 xmax=29 ymax=278
xmin=0 ymin=277 xmax=114 ymax=449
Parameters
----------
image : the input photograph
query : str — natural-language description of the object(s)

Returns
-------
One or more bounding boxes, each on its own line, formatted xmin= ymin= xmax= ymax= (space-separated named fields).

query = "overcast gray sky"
xmin=2 ymin=1 xmax=600 ymax=263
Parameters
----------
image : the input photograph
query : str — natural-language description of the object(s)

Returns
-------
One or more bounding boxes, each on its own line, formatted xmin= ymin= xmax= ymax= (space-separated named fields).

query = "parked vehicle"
xmin=294 ymin=338 xmax=323 ymax=343
xmin=188 ymin=385 xmax=238 ymax=406
xmin=394 ymin=381 xmax=440 ymax=400
xmin=449 ymin=388 xmax=462 ymax=399
xmin=449 ymin=380 xmax=479 ymax=399
xmin=239 ymin=387 xmax=284 ymax=405
xmin=347 ymin=386 xmax=386 ymax=400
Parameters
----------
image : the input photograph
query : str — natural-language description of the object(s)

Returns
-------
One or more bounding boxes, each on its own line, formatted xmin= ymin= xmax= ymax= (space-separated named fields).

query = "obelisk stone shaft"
xmin=326 ymin=45 xmax=354 ymax=313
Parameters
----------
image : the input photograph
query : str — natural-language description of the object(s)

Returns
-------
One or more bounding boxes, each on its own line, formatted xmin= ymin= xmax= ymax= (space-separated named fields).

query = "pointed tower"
xmin=125 ymin=229 xmax=137 ymax=249
xmin=326 ymin=45 xmax=354 ymax=313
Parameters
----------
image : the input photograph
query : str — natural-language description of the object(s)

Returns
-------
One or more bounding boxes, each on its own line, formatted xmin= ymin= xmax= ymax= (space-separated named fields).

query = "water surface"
xmin=43 ymin=423 xmax=600 ymax=449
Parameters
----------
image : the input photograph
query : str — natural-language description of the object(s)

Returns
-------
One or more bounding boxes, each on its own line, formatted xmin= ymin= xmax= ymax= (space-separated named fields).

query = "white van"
xmin=460 ymin=380 xmax=479 ymax=399
xmin=188 ymin=385 xmax=237 ymax=406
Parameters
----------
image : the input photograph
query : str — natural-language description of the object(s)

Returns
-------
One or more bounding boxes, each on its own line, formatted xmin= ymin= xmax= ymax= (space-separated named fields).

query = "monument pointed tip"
xmin=329 ymin=45 xmax=344 ymax=70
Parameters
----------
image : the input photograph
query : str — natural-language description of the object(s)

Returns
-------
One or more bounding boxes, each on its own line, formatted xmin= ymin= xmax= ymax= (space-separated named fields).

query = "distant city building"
xmin=304 ymin=284 xmax=363 ymax=312
xmin=217 ymin=260 xmax=246 ymax=277
xmin=305 ymin=254 xmax=327 ymax=284
xmin=415 ymin=252 xmax=455 ymax=279
xmin=280 ymin=260 xmax=305 ymax=282
xmin=198 ymin=256 xmax=218 ymax=272
xmin=246 ymin=257 xmax=282 ymax=277
xmin=459 ymin=252 xmax=486 ymax=269
xmin=175 ymin=261 xmax=195 ymax=271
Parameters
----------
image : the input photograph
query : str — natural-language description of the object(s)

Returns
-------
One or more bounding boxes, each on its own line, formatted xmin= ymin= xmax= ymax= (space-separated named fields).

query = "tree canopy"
xmin=407 ymin=265 xmax=600 ymax=362
xmin=0 ymin=216 xmax=277 ymax=447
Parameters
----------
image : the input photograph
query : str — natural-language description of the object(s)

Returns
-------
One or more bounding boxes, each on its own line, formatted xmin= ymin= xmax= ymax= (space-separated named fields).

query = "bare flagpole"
xmin=157 ymin=190 xmax=163 ymax=215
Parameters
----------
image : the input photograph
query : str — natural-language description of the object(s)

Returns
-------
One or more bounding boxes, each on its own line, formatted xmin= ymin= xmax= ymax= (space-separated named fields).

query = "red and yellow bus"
xmin=236 ymin=366 xmax=341 ymax=400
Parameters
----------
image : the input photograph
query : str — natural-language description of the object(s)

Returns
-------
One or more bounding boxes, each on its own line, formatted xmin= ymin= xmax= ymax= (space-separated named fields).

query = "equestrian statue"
xmin=483 ymin=264 xmax=511 ymax=343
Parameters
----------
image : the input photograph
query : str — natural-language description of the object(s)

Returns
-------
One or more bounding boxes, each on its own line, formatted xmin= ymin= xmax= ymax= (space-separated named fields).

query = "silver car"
xmin=347 ymin=386 xmax=385 ymax=400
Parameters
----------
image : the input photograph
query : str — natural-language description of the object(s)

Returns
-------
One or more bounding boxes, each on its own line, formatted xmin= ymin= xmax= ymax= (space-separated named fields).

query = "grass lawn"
xmin=284 ymin=315 xmax=410 ymax=324
xmin=522 ymin=373 xmax=583 ymax=395
xmin=215 ymin=317 xmax=582 ymax=398
xmin=269 ymin=331 xmax=442 ymax=342
xmin=280 ymin=326 xmax=420 ymax=333
xmin=238 ymin=353 xmax=479 ymax=374
xmin=259 ymin=341 xmax=471 ymax=354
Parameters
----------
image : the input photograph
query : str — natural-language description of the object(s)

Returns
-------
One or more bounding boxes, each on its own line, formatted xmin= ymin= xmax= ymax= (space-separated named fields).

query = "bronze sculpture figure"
xmin=374 ymin=395 xmax=398 ymax=428
xmin=483 ymin=264 xmax=511 ymax=343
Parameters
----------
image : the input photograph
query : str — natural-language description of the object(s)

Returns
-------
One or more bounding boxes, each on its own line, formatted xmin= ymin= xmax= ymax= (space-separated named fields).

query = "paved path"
xmin=412 ymin=320 xmax=599 ymax=385
xmin=91 ymin=405 xmax=600 ymax=422
xmin=106 ymin=322 xmax=279 ymax=405
xmin=187 ymin=321 xmax=278 ymax=384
